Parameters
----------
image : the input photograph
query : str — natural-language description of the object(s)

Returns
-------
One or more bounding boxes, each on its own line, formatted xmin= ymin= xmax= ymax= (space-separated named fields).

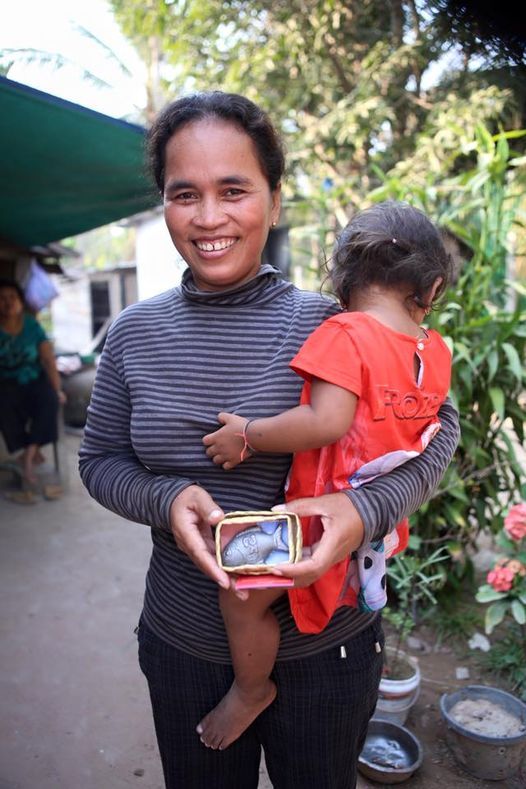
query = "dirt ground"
xmin=2 ymin=431 xmax=525 ymax=789
xmin=356 ymin=624 xmax=526 ymax=789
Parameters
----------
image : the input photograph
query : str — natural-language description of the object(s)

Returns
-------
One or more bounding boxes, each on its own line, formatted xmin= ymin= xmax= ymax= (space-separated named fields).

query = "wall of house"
xmin=50 ymin=266 xmax=139 ymax=353
xmin=134 ymin=211 xmax=186 ymax=300
xmin=50 ymin=275 xmax=93 ymax=353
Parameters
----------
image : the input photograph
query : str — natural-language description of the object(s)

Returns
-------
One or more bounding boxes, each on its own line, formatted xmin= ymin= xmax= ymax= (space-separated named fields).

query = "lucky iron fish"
xmin=222 ymin=519 xmax=290 ymax=567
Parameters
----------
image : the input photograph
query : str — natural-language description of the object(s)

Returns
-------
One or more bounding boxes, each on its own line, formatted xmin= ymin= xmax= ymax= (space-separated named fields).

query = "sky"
xmin=0 ymin=0 xmax=146 ymax=119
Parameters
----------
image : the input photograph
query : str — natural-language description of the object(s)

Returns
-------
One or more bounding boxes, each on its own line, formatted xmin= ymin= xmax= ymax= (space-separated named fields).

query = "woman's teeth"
xmin=195 ymin=239 xmax=235 ymax=252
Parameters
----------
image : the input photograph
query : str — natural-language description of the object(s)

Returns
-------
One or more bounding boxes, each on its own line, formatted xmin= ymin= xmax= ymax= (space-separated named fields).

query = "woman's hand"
xmin=271 ymin=492 xmax=365 ymax=588
xmin=169 ymin=484 xmax=248 ymax=599
xmin=203 ymin=412 xmax=248 ymax=469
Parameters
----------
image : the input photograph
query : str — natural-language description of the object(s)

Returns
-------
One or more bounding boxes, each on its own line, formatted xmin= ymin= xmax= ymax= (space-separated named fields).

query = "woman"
xmin=79 ymin=92 xmax=459 ymax=789
xmin=0 ymin=278 xmax=65 ymax=484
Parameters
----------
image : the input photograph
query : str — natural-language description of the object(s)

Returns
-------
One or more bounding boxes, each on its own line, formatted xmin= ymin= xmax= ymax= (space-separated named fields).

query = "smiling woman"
xmin=162 ymin=120 xmax=280 ymax=292
xmin=78 ymin=91 xmax=460 ymax=789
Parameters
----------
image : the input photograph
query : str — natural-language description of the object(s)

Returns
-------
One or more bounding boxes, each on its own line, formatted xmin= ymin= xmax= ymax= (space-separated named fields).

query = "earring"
xmin=271 ymin=221 xmax=277 ymax=228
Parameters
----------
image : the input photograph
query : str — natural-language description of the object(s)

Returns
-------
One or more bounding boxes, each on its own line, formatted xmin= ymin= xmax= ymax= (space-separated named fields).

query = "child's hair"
xmin=330 ymin=200 xmax=453 ymax=310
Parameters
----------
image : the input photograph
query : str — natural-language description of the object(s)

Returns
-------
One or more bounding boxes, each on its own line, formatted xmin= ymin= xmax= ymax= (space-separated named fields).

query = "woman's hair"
xmin=330 ymin=201 xmax=453 ymax=309
xmin=147 ymin=91 xmax=285 ymax=193
xmin=0 ymin=278 xmax=25 ymax=304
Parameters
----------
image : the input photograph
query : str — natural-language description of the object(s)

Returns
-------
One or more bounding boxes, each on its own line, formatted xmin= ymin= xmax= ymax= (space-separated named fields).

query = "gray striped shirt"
xmin=79 ymin=265 xmax=459 ymax=663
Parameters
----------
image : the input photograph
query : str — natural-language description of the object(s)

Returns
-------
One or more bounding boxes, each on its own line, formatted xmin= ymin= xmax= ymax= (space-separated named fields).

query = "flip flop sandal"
xmin=43 ymin=484 xmax=64 ymax=500
xmin=4 ymin=490 xmax=38 ymax=505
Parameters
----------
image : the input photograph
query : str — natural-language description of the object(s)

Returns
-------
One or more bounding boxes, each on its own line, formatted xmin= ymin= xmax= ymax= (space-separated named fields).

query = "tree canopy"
xmin=110 ymin=0 xmax=524 ymax=225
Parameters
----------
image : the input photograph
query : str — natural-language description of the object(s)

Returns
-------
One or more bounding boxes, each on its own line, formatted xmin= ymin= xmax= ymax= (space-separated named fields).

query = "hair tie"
xmin=235 ymin=418 xmax=258 ymax=462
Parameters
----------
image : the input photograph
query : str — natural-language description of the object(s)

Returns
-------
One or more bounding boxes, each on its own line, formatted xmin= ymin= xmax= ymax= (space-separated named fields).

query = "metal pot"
xmin=440 ymin=684 xmax=526 ymax=781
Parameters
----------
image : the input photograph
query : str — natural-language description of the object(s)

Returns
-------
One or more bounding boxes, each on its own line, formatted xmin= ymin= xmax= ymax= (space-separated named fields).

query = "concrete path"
xmin=0 ymin=433 xmax=273 ymax=789
xmin=1 ymin=433 xmax=375 ymax=789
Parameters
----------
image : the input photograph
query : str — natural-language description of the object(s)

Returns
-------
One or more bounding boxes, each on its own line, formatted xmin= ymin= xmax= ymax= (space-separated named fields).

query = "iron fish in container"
xmin=221 ymin=519 xmax=290 ymax=567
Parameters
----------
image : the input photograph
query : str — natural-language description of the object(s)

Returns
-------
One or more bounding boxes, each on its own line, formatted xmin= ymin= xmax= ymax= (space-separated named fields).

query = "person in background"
xmin=0 ymin=278 xmax=65 ymax=484
xmin=201 ymin=200 xmax=453 ymax=749
xmin=79 ymin=91 xmax=460 ymax=789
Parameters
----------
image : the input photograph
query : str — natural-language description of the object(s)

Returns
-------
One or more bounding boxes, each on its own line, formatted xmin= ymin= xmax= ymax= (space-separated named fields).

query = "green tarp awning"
xmin=0 ymin=77 xmax=160 ymax=247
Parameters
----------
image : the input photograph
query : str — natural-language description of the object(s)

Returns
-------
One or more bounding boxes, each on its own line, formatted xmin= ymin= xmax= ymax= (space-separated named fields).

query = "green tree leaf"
xmin=511 ymin=600 xmax=526 ymax=625
xmin=485 ymin=601 xmax=508 ymax=634
xmin=502 ymin=342 xmax=524 ymax=382
xmin=476 ymin=585 xmax=506 ymax=603
xmin=489 ymin=387 xmax=505 ymax=420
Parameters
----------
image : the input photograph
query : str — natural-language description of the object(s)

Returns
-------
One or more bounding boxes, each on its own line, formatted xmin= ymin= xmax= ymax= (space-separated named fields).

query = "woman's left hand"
xmin=271 ymin=492 xmax=364 ymax=588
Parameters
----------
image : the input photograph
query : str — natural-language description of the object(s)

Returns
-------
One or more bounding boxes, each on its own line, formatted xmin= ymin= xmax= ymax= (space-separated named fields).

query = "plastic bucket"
xmin=379 ymin=647 xmax=421 ymax=700
xmin=374 ymin=686 xmax=420 ymax=725
xmin=440 ymin=685 xmax=526 ymax=781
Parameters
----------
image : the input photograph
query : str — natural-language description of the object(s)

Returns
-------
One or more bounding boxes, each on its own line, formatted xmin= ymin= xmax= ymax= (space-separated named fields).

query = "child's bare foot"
xmin=196 ymin=680 xmax=276 ymax=750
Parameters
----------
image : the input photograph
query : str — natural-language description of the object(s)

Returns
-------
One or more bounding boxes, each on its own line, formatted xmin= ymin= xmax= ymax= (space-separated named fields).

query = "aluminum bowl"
xmin=358 ymin=718 xmax=424 ymax=784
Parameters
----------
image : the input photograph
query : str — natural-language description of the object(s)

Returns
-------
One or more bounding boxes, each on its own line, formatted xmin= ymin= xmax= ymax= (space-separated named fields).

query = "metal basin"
xmin=440 ymin=684 xmax=526 ymax=781
xmin=358 ymin=718 xmax=423 ymax=784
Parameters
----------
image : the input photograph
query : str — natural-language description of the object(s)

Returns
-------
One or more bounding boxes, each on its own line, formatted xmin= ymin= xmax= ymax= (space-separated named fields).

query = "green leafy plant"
xmin=476 ymin=502 xmax=526 ymax=634
xmin=384 ymin=537 xmax=449 ymax=668
xmin=479 ymin=625 xmax=526 ymax=701
xmin=431 ymin=601 xmax=483 ymax=646
xmin=476 ymin=503 xmax=526 ymax=700
xmin=370 ymin=127 xmax=526 ymax=571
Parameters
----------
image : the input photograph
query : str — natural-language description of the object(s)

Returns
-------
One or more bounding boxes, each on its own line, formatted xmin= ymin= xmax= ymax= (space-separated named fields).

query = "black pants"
xmin=0 ymin=374 xmax=58 ymax=453
xmin=138 ymin=618 xmax=383 ymax=789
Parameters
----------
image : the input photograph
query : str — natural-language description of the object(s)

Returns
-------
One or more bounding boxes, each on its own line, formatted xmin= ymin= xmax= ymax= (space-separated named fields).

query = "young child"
xmin=197 ymin=200 xmax=453 ymax=750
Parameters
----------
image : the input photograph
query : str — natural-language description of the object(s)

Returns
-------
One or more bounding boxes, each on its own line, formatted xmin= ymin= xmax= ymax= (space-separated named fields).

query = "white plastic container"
xmin=374 ymin=686 xmax=420 ymax=725
xmin=379 ymin=647 xmax=421 ymax=700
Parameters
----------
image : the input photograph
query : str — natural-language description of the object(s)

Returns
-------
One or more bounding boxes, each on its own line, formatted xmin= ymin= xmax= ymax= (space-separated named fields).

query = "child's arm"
xmin=203 ymin=378 xmax=357 ymax=470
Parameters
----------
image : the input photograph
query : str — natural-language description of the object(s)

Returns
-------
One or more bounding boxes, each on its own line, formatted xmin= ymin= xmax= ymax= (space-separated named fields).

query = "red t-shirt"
xmin=286 ymin=312 xmax=452 ymax=633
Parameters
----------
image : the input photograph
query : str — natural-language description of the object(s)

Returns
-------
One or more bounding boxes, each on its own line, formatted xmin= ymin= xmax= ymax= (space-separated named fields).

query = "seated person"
xmin=0 ymin=279 xmax=65 ymax=484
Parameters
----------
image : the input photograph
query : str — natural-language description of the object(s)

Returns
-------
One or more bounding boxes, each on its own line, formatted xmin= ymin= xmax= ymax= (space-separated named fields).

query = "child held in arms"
xmin=198 ymin=200 xmax=454 ymax=750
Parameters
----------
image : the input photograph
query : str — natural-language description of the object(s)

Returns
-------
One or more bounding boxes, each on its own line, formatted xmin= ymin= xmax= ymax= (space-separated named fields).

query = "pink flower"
xmin=504 ymin=503 xmax=526 ymax=541
xmin=487 ymin=564 xmax=515 ymax=592
xmin=507 ymin=559 xmax=526 ymax=577
xmin=487 ymin=557 xmax=526 ymax=592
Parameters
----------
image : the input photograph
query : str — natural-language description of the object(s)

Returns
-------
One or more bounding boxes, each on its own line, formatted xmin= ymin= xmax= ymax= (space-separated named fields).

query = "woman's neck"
xmin=346 ymin=287 xmax=425 ymax=337
xmin=0 ymin=314 xmax=24 ymax=334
